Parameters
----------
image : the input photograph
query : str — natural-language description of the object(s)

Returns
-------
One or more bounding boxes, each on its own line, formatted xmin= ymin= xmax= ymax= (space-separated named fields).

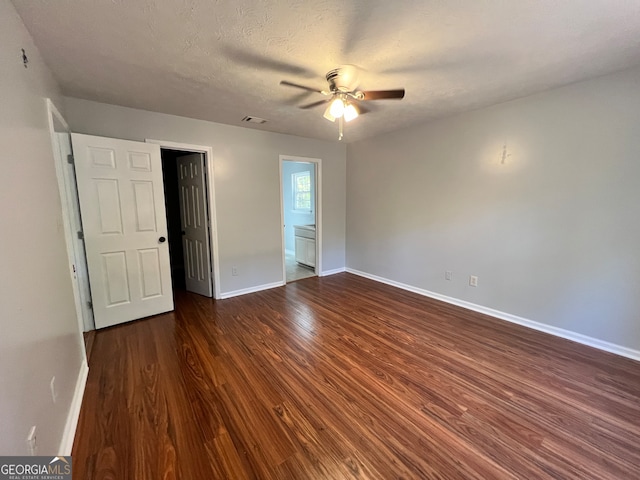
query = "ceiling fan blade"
xmin=285 ymin=91 xmax=316 ymax=106
xmin=299 ymin=99 xmax=331 ymax=110
xmin=221 ymin=45 xmax=315 ymax=77
xmin=280 ymin=80 xmax=323 ymax=94
xmin=360 ymin=89 xmax=405 ymax=100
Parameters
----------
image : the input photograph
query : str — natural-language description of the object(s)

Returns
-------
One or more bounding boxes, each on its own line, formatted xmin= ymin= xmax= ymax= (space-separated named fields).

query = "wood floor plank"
xmin=73 ymin=273 xmax=640 ymax=478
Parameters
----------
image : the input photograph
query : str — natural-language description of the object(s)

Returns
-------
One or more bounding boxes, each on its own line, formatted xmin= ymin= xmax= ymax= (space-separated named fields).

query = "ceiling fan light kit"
xmin=280 ymin=65 xmax=405 ymax=140
xmin=329 ymin=97 xmax=345 ymax=118
xmin=324 ymin=96 xmax=359 ymax=123
xmin=343 ymin=103 xmax=359 ymax=122
xmin=322 ymin=105 xmax=336 ymax=122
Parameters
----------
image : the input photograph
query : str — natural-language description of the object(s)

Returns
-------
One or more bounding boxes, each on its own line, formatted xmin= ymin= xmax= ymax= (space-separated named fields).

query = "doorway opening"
xmin=160 ymin=148 xmax=216 ymax=298
xmin=280 ymin=157 xmax=321 ymax=283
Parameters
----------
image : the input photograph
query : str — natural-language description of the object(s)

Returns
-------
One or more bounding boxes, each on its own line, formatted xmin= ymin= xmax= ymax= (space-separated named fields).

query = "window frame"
xmin=292 ymin=170 xmax=312 ymax=212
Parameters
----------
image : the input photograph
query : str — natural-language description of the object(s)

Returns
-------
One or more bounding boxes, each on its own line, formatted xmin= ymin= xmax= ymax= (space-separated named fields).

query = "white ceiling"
xmin=12 ymin=0 xmax=640 ymax=142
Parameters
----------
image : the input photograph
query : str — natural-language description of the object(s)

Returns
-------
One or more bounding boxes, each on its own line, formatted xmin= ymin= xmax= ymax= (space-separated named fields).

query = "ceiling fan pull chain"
xmin=338 ymin=116 xmax=344 ymax=141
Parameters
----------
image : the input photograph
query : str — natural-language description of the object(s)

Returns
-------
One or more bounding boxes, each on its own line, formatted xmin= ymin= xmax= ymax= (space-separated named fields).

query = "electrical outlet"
xmin=50 ymin=376 xmax=57 ymax=404
xmin=469 ymin=275 xmax=478 ymax=287
xmin=26 ymin=426 xmax=37 ymax=456
xmin=231 ymin=266 xmax=238 ymax=276
xmin=445 ymin=271 xmax=453 ymax=281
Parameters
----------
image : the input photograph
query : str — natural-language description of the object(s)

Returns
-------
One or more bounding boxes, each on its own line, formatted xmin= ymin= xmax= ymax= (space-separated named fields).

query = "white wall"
xmin=64 ymin=98 xmax=347 ymax=294
xmin=282 ymin=161 xmax=315 ymax=253
xmin=0 ymin=0 xmax=85 ymax=454
xmin=347 ymin=66 xmax=640 ymax=352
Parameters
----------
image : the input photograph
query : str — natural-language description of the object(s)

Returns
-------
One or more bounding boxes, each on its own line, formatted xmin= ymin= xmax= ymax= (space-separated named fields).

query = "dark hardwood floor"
xmin=83 ymin=330 xmax=96 ymax=363
xmin=72 ymin=273 xmax=640 ymax=479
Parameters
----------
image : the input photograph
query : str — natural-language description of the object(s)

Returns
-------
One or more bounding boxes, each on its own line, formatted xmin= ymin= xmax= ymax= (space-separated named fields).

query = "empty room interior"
xmin=2 ymin=0 xmax=640 ymax=478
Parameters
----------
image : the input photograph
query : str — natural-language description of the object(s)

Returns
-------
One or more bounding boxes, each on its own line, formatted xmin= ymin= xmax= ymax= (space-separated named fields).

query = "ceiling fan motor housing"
xmin=326 ymin=65 xmax=359 ymax=92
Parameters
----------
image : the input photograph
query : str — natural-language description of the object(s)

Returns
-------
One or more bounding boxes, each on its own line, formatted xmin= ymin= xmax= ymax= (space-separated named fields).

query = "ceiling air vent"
xmin=242 ymin=116 xmax=267 ymax=124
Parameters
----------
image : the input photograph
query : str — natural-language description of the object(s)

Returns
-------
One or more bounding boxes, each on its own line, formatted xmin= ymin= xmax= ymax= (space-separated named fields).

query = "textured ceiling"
xmin=12 ymin=0 xmax=640 ymax=142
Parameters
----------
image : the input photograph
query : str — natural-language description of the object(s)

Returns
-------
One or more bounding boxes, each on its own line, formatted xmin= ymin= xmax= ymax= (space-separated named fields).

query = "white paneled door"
xmin=71 ymin=134 xmax=173 ymax=329
xmin=177 ymin=154 xmax=213 ymax=297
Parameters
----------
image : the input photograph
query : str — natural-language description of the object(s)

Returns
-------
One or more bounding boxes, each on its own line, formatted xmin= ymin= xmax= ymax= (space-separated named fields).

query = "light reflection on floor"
xmin=291 ymin=301 xmax=316 ymax=340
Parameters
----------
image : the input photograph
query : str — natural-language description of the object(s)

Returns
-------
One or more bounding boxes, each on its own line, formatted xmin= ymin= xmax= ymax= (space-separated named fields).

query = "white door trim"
xmin=145 ymin=139 xmax=221 ymax=300
xmin=46 ymin=98 xmax=95 ymax=335
xmin=279 ymin=155 xmax=322 ymax=284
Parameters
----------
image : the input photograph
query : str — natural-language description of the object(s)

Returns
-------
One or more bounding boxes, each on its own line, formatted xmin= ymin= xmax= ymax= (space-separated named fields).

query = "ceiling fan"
xmin=280 ymin=65 xmax=405 ymax=140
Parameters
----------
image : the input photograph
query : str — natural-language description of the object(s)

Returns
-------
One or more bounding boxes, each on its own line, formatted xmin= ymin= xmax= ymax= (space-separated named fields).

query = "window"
xmin=293 ymin=171 xmax=311 ymax=211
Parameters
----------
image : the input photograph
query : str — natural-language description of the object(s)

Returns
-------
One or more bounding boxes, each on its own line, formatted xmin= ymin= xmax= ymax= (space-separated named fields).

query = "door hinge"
xmin=87 ymin=301 xmax=93 ymax=310
xmin=77 ymin=231 xmax=84 ymax=240
xmin=67 ymin=154 xmax=74 ymax=165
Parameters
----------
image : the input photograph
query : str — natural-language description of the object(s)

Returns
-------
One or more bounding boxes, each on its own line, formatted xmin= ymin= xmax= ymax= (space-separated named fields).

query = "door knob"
xmin=181 ymin=230 xmax=186 ymax=236
xmin=159 ymin=236 xmax=166 ymax=243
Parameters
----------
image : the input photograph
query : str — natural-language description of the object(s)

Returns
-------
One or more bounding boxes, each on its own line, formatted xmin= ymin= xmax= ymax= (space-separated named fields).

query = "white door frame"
xmin=46 ymin=98 xmax=95 ymax=335
xmin=279 ymin=155 xmax=322 ymax=283
xmin=145 ymin=139 xmax=221 ymax=300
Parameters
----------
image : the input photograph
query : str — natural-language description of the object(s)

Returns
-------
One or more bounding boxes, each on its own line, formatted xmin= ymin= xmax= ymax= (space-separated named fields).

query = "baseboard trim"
xmin=59 ymin=359 xmax=89 ymax=455
xmin=220 ymin=281 xmax=285 ymax=299
xmin=346 ymin=268 xmax=640 ymax=362
xmin=320 ymin=267 xmax=346 ymax=277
